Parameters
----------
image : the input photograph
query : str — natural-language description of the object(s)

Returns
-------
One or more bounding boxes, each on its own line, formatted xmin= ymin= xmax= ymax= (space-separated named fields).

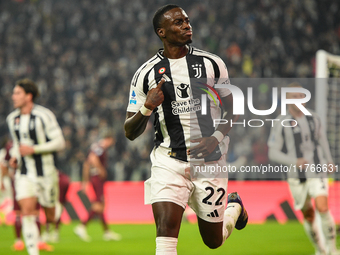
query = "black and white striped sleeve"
xmin=33 ymin=107 xmax=65 ymax=154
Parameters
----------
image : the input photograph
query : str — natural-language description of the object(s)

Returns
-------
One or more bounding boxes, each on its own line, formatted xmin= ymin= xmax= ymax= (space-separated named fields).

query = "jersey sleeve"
xmin=267 ymin=119 xmax=297 ymax=166
xmin=126 ymin=67 xmax=149 ymax=113
xmin=315 ymin=114 xmax=334 ymax=164
xmin=6 ymin=114 xmax=21 ymax=164
xmin=33 ymin=109 xmax=65 ymax=153
xmin=214 ymin=57 xmax=231 ymax=98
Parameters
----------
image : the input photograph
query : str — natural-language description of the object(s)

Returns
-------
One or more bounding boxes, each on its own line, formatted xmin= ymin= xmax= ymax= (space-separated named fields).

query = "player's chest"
xmin=14 ymin=115 xmax=43 ymax=140
xmin=292 ymin=117 xmax=318 ymax=142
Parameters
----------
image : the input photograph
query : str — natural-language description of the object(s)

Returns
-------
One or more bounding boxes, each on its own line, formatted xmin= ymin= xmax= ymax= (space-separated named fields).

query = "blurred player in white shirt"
xmin=7 ymin=78 xmax=65 ymax=255
xmin=268 ymin=83 xmax=339 ymax=255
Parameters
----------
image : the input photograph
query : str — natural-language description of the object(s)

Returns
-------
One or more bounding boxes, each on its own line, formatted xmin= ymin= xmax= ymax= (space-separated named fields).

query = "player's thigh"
xmin=37 ymin=173 xmax=59 ymax=208
xmin=189 ymin=177 xmax=227 ymax=248
xmin=308 ymin=178 xmax=328 ymax=199
xmin=288 ymin=179 xmax=309 ymax=211
xmin=90 ymin=175 xmax=105 ymax=203
xmin=15 ymin=175 xmax=36 ymax=200
xmin=145 ymin=149 xmax=192 ymax=209
xmin=189 ymin=177 xmax=228 ymax=223
xmin=18 ymin=197 xmax=38 ymax=215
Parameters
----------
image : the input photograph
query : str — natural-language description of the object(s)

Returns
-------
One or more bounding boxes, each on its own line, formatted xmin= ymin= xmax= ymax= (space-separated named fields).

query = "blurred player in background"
xmin=74 ymin=132 xmax=121 ymax=242
xmin=7 ymin=78 xmax=65 ymax=255
xmin=1 ymin=137 xmax=52 ymax=252
xmin=268 ymin=83 xmax=339 ymax=255
xmin=124 ymin=5 xmax=247 ymax=254
xmin=42 ymin=169 xmax=70 ymax=243
xmin=0 ymin=138 xmax=14 ymax=230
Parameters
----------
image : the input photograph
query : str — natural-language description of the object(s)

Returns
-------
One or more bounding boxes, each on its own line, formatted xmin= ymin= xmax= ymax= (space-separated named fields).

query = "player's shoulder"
xmin=132 ymin=52 xmax=162 ymax=85
xmin=6 ymin=109 xmax=20 ymax=122
xmin=191 ymin=47 xmax=225 ymax=63
xmin=32 ymin=104 xmax=56 ymax=119
xmin=138 ymin=53 xmax=160 ymax=70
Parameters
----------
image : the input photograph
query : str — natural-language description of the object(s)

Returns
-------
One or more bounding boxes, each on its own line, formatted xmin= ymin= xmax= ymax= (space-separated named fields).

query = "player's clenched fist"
xmin=144 ymin=78 xmax=165 ymax=110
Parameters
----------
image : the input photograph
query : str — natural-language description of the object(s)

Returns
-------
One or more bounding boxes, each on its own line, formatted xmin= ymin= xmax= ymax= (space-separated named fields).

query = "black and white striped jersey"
xmin=127 ymin=46 xmax=231 ymax=162
xmin=268 ymin=110 xmax=333 ymax=179
xmin=7 ymin=104 xmax=65 ymax=178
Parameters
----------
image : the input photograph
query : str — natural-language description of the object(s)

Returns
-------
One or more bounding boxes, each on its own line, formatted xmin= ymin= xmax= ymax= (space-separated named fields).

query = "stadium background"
xmin=0 ymin=0 xmax=339 ymax=254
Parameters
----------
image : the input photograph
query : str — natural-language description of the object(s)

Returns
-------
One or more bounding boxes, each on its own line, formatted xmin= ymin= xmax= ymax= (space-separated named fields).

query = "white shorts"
xmin=145 ymin=146 xmax=228 ymax=223
xmin=15 ymin=171 xmax=59 ymax=208
xmin=288 ymin=178 xmax=328 ymax=211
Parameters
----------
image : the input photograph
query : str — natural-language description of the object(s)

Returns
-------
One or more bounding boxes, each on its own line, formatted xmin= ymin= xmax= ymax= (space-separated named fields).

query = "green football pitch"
xmin=0 ymin=221 xmax=339 ymax=255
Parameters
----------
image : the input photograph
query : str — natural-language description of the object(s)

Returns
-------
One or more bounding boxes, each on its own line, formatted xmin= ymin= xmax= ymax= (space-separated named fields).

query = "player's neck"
xmin=163 ymin=44 xmax=189 ymax=59
xmin=20 ymin=102 xmax=34 ymax=115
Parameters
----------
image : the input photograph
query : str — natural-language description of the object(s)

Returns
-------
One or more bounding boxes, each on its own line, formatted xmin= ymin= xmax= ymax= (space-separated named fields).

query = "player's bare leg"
xmin=35 ymin=206 xmax=55 ymax=251
xmin=19 ymin=197 xmax=40 ymax=255
xmin=12 ymin=210 xmax=25 ymax=251
xmin=198 ymin=192 xmax=247 ymax=249
xmin=197 ymin=219 xmax=224 ymax=248
xmin=301 ymin=202 xmax=327 ymax=255
xmin=152 ymin=202 xmax=184 ymax=254
xmin=92 ymin=201 xmax=121 ymax=241
xmin=315 ymin=196 xmax=339 ymax=254
xmin=44 ymin=206 xmax=56 ymax=224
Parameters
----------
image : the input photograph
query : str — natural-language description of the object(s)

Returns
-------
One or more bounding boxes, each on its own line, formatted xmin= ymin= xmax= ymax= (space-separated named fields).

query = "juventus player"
xmin=268 ymin=83 xmax=339 ymax=255
xmin=124 ymin=5 xmax=248 ymax=254
xmin=7 ymin=78 xmax=65 ymax=255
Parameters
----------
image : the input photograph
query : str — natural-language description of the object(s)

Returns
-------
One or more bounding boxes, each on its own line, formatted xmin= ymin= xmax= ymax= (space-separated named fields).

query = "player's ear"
xmin=157 ymin=27 xmax=165 ymax=38
xmin=26 ymin=93 xmax=33 ymax=102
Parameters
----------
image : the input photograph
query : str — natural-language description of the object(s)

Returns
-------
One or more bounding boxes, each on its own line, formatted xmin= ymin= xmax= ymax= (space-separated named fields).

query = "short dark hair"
xmin=153 ymin=4 xmax=180 ymax=36
xmin=16 ymin=78 xmax=40 ymax=102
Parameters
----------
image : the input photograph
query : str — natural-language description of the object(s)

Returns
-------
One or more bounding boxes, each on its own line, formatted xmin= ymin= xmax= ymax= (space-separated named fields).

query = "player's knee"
xmin=20 ymin=209 xmax=34 ymax=216
xmin=201 ymin=232 xmax=223 ymax=249
xmin=316 ymin=206 xmax=329 ymax=214
xmin=20 ymin=206 xmax=35 ymax=216
xmin=302 ymin=207 xmax=314 ymax=222
xmin=202 ymin=238 xmax=222 ymax=249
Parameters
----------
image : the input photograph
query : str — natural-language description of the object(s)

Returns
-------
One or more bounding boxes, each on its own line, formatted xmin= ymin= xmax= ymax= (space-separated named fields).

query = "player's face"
xmin=160 ymin=7 xmax=192 ymax=46
xmin=12 ymin=85 xmax=30 ymax=109
xmin=287 ymin=91 xmax=306 ymax=111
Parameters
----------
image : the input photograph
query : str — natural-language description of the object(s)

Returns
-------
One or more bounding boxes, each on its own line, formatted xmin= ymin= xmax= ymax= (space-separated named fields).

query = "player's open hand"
xmin=188 ymin=137 xmax=219 ymax=159
xmin=144 ymin=78 xmax=165 ymax=110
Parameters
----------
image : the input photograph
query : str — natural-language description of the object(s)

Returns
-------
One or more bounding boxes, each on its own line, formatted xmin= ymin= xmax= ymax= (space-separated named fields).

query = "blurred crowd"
xmin=0 ymin=0 xmax=339 ymax=180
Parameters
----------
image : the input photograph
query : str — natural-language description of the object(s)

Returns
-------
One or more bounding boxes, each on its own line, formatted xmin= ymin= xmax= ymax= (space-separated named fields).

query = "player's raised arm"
xmin=124 ymin=79 xmax=165 ymax=140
